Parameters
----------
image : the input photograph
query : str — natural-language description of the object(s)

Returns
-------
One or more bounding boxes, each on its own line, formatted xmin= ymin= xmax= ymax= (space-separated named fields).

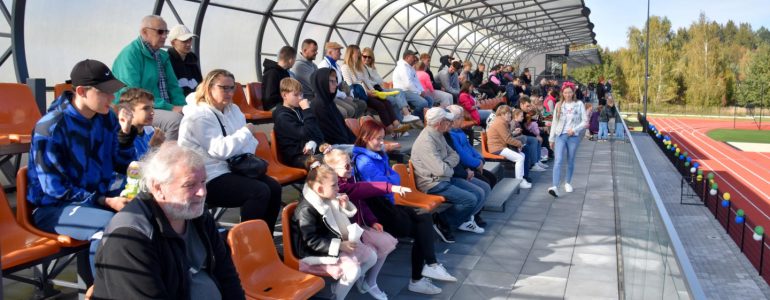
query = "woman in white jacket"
xmin=178 ymin=69 xmax=282 ymax=231
xmin=547 ymin=82 xmax=586 ymax=198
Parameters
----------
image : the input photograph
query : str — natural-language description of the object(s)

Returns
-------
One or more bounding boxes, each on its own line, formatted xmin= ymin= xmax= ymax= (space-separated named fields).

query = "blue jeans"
xmin=386 ymin=88 xmax=409 ymax=122
xmin=523 ymin=136 xmax=539 ymax=174
xmin=403 ymin=91 xmax=431 ymax=120
xmin=450 ymin=177 xmax=490 ymax=215
xmin=599 ymin=122 xmax=609 ymax=140
xmin=428 ymin=181 xmax=478 ymax=228
xmin=33 ymin=202 xmax=115 ymax=275
xmin=552 ymin=133 xmax=581 ymax=187
xmin=478 ymin=110 xmax=493 ymax=127
xmin=614 ymin=122 xmax=625 ymax=139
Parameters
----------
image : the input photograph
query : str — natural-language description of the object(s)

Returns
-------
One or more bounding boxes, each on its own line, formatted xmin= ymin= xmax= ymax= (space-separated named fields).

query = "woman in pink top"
xmin=458 ymin=81 xmax=493 ymax=126
xmin=415 ymin=62 xmax=452 ymax=107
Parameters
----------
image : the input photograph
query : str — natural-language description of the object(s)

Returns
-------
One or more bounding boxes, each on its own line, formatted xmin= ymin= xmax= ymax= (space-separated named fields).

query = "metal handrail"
xmin=620 ymin=112 xmax=707 ymax=299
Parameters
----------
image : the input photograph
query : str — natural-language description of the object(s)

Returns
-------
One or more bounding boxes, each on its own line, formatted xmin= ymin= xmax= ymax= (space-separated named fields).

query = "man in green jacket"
xmin=113 ymin=15 xmax=186 ymax=140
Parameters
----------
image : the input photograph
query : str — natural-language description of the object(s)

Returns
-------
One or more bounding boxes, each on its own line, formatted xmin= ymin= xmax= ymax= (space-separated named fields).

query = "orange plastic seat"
xmin=0 ymin=83 xmax=41 ymax=141
xmin=1 ymin=188 xmax=61 ymax=271
xmin=16 ymin=167 xmax=87 ymax=247
xmin=228 ymin=219 xmax=324 ymax=300
xmin=245 ymin=82 xmax=266 ymax=110
xmin=53 ymin=83 xmax=73 ymax=100
xmin=254 ymin=132 xmax=307 ymax=185
xmin=480 ymin=131 xmax=506 ymax=161
xmin=281 ymin=202 xmax=302 ymax=270
xmin=382 ymin=82 xmax=393 ymax=89
xmin=234 ymin=82 xmax=272 ymax=124
xmin=344 ymin=118 xmax=360 ymax=137
xmin=391 ymin=162 xmax=445 ymax=211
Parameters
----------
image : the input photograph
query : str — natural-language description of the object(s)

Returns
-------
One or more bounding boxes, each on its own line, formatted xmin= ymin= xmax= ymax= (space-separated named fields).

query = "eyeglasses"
xmin=216 ymin=85 xmax=236 ymax=92
xmin=145 ymin=27 xmax=170 ymax=35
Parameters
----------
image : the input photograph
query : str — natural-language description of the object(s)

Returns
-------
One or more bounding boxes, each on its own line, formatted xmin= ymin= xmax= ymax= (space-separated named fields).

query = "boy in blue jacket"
xmin=27 ymin=59 xmax=137 ymax=277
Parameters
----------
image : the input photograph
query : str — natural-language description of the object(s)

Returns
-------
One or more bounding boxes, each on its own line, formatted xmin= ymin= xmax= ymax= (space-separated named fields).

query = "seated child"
xmin=292 ymin=161 xmax=378 ymax=300
xmin=322 ymin=150 xmax=406 ymax=300
xmin=273 ymin=78 xmax=325 ymax=168
xmin=116 ymin=87 xmax=165 ymax=158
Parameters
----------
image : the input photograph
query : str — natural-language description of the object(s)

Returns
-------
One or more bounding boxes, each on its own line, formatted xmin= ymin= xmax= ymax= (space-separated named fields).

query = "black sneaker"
xmin=474 ymin=213 xmax=487 ymax=228
xmin=432 ymin=215 xmax=456 ymax=243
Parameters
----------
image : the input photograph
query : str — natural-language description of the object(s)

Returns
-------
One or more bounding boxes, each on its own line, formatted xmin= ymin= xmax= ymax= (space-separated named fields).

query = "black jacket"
xmin=290 ymin=187 xmax=357 ymax=263
xmin=310 ymin=68 xmax=356 ymax=145
xmin=470 ymin=69 xmax=484 ymax=87
xmin=262 ymin=59 xmax=291 ymax=111
xmin=92 ymin=193 xmax=245 ymax=300
xmin=168 ymin=48 xmax=203 ymax=96
xmin=272 ymin=105 xmax=325 ymax=168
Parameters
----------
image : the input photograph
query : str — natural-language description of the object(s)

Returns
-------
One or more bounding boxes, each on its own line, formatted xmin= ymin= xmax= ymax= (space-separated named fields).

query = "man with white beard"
xmin=92 ymin=142 xmax=245 ymax=299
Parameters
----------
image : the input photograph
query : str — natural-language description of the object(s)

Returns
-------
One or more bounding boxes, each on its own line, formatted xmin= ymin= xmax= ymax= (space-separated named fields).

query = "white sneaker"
xmin=402 ymin=114 xmax=420 ymax=123
xmin=564 ymin=183 xmax=574 ymax=193
xmin=421 ymin=263 xmax=457 ymax=282
xmin=548 ymin=186 xmax=559 ymax=197
xmin=408 ymin=278 xmax=442 ymax=295
xmin=367 ymin=284 xmax=389 ymax=300
xmin=519 ymin=179 xmax=532 ymax=189
xmin=402 ymin=131 xmax=410 ymax=137
xmin=458 ymin=220 xmax=485 ymax=233
xmin=531 ymin=165 xmax=547 ymax=172
xmin=537 ymin=162 xmax=549 ymax=169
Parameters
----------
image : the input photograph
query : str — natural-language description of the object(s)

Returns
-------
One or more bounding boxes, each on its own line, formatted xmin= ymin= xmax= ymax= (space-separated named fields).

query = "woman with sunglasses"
xmin=341 ymin=45 xmax=408 ymax=137
xmin=178 ymin=69 xmax=282 ymax=232
xmin=360 ymin=48 xmax=420 ymax=125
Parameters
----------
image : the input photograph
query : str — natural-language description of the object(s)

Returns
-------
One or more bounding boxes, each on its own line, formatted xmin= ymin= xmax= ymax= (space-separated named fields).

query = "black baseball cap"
xmin=70 ymin=59 xmax=125 ymax=94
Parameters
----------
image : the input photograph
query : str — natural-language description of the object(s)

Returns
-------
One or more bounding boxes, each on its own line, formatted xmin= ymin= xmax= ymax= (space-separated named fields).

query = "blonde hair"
xmin=512 ymin=108 xmax=524 ymax=118
xmin=362 ymin=47 xmax=375 ymax=67
xmin=343 ymin=44 xmax=364 ymax=73
xmin=195 ymin=69 xmax=235 ymax=107
xmin=305 ymin=156 xmax=337 ymax=185
xmin=323 ymin=149 xmax=349 ymax=166
xmin=280 ymin=77 xmax=302 ymax=94
xmin=495 ymin=104 xmax=512 ymax=116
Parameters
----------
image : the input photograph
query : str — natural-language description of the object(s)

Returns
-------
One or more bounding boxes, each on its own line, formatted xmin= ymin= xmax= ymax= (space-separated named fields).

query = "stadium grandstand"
xmin=2 ymin=1 xmax=767 ymax=300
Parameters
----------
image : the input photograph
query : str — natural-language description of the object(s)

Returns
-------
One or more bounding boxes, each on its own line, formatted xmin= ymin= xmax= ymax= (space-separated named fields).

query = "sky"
xmin=584 ymin=0 xmax=770 ymax=51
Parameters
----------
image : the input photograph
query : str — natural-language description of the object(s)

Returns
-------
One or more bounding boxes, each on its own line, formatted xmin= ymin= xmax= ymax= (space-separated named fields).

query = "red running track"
xmin=650 ymin=117 xmax=770 ymax=230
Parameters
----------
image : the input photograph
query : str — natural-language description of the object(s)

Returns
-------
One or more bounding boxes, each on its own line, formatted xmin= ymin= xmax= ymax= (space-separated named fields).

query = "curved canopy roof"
xmin=0 ymin=0 xmax=596 ymax=85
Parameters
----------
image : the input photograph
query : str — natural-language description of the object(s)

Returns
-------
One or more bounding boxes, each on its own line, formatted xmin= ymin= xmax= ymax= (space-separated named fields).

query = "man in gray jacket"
xmin=292 ymin=39 xmax=319 ymax=100
xmin=411 ymin=107 xmax=484 ymax=242
xmin=437 ymin=61 xmax=461 ymax=102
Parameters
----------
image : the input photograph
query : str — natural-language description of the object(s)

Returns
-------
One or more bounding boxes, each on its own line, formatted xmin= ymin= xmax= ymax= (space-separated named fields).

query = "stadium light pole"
xmin=642 ymin=0 xmax=650 ymax=131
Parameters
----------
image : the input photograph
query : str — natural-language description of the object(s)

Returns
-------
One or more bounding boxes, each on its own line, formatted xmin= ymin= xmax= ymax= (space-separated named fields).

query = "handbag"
xmin=211 ymin=109 xmax=268 ymax=178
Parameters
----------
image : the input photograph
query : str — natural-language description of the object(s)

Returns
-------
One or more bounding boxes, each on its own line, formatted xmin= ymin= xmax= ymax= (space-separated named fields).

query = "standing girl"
xmin=548 ymin=82 xmax=587 ymax=197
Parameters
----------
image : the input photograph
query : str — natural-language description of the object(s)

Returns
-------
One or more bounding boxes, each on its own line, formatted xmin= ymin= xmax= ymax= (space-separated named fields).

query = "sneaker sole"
xmin=433 ymin=224 xmax=456 ymax=243
xmin=408 ymin=287 xmax=442 ymax=295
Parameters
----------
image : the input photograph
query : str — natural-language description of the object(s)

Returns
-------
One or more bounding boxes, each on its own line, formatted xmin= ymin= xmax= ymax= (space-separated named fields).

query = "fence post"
xmin=741 ymin=221 xmax=746 ymax=252
xmin=759 ymin=234 xmax=765 ymax=276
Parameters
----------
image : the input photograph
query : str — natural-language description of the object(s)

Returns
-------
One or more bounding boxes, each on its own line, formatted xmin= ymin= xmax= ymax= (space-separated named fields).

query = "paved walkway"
xmin=343 ymin=137 xmax=622 ymax=299
xmin=634 ymin=132 xmax=770 ymax=300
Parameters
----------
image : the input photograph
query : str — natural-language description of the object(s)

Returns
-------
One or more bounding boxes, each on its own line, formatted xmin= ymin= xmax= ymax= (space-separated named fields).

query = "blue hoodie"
xmin=352 ymin=146 xmax=400 ymax=204
xmin=447 ymin=128 xmax=483 ymax=169
xmin=27 ymin=92 xmax=137 ymax=207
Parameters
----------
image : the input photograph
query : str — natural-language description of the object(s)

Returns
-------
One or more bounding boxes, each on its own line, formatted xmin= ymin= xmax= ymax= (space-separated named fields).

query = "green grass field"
xmin=706 ymin=129 xmax=770 ymax=144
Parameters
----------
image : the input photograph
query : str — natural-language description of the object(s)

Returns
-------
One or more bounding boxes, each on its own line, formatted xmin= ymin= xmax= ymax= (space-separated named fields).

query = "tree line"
xmin=571 ymin=13 xmax=770 ymax=108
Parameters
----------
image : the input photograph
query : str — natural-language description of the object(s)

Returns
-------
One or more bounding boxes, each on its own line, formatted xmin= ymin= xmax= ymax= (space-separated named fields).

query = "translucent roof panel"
xmin=0 ymin=0 xmax=597 ymax=84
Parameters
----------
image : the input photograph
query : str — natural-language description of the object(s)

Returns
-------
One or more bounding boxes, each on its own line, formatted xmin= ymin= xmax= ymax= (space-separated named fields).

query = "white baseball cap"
xmin=168 ymin=24 xmax=197 ymax=42
xmin=425 ymin=107 xmax=455 ymax=125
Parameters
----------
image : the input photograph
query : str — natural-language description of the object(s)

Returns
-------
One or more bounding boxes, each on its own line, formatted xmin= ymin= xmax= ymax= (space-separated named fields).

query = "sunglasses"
xmin=145 ymin=27 xmax=170 ymax=35
xmin=362 ymin=55 xmax=372 ymax=59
